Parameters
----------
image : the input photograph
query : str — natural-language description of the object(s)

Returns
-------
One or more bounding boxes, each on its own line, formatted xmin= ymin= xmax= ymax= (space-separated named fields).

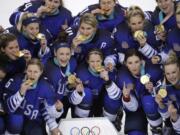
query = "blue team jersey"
xmin=151 ymin=1 xmax=180 ymax=31
xmin=116 ymin=63 xmax=163 ymax=100
xmin=113 ymin=20 xmax=160 ymax=54
xmin=166 ymin=27 xmax=180 ymax=58
xmin=4 ymin=73 xmax=55 ymax=121
xmin=76 ymin=64 xmax=116 ymax=97
xmin=67 ymin=27 xmax=115 ymax=61
xmin=0 ymin=54 xmax=26 ymax=81
xmin=73 ymin=3 xmax=126 ymax=32
xmin=43 ymin=57 xmax=77 ymax=100
xmin=9 ymin=1 xmax=73 ymax=41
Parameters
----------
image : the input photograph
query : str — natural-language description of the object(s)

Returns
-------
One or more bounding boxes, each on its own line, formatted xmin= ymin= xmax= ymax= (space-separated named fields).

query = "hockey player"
xmin=73 ymin=0 xmax=126 ymax=32
xmin=7 ymin=16 xmax=52 ymax=65
xmin=9 ymin=0 xmax=72 ymax=41
xmin=67 ymin=13 xmax=115 ymax=63
xmin=75 ymin=49 xmax=122 ymax=124
xmin=155 ymin=52 xmax=180 ymax=134
xmin=105 ymin=6 xmax=159 ymax=70
xmin=4 ymin=58 xmax=63 ymax=135
xmin=110 ymin=49 xmax=163 ymax=135
xmin=43 ymin=31 xmax=78 ymax=119
xmin=0 ymin=33 xmax=31 ymax=80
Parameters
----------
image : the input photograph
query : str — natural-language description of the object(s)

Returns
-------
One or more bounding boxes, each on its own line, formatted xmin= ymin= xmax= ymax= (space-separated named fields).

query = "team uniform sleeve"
xmin=105 ymin=81 xmax=122 ymax=100
xmin=69 ymin=89 xmax=85 ymax=105
xmin=4 ymin=77 xmax=24 ymax=113
xmin=171 ymin=116 xmax=180 ymax=134
xmin=122 ymin=94 xmax=138 ymax=112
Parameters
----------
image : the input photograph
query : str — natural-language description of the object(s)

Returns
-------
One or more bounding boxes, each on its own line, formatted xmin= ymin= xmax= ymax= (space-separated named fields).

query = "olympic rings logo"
xmin=70 ymin=126 xmax=100 ymax=135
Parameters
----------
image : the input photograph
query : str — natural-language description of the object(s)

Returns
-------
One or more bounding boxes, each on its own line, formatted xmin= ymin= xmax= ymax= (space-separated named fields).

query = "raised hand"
xmin=55 ymin=100 xmax=63 ymax=111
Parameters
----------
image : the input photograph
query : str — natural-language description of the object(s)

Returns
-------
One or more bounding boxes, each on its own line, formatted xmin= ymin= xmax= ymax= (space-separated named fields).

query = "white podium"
xmin=58 ymin=117 xmax=118 ymax=135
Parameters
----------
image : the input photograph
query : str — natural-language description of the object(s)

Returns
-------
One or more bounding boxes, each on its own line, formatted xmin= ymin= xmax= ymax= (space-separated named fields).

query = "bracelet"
xmin=123 ymin=95 xmax=130 ymax=102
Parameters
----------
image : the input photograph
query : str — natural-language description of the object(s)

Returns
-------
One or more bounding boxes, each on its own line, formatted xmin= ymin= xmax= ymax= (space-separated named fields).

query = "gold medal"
xmin=155 ymin=24 xmax=165 ymax=33
xmin=140 ymin=75 xmax=150 ymax=85
xmin=36 ymin=33 xmax=45 ymax=40
xmin=15 ymin=51 xmax=24 ymax=57
xmin=94 ymin=65 xmax=104 ymax=72
xmin=77 ymin=34 xmax=87 ymax=41
xmin=68 ymin=74 xmax=77 ymax=84
xmin=25 ymin=79 xmax=35 ymax=86
xmin=158 ymin=88 xmax=167 ymax=98
xmin=133 ymin=30 xmax=145 ymax=39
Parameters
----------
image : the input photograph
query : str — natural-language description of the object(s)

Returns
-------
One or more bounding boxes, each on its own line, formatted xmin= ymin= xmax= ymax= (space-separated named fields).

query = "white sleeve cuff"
xmin=106 ymin=82 xmax=121 ymax=100
xmin=70 ymin=90 xmax=85 ymax=105
xmin=122 ymin=95 xmax=138 ymax=112
xmin=38 ymin=46 xmax=50 ymax=58
xmin=171 ymin=116 xmax=180 ymax=134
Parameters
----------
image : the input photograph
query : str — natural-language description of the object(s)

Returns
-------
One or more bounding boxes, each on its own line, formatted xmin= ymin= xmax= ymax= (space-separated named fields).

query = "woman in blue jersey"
xmin=151 ymin=5 xmax=180 ymax=64
xmin=75 ymin=48 xmax=122 ymax=128
xmin=68 ymin=13 xmax=114 ymax=63
xmin=9 ymin=0 xmax=72 ymax=41
xmin=43 ymin=30 xmax=79 ymax=120
xmin=105 ymin=6 xmax=159 ymax=71
xmin=113 ymin=49 xmax=163 ymax=135
xmin=73 ymin=0 xmax=126 ymax=32
xmin=155 ymin=51 xmax=180 ymax=134
xmin=0 ymin=33 xmax=31 ymax=80
xmin=4 ymin=58 xmax=63 ymax=135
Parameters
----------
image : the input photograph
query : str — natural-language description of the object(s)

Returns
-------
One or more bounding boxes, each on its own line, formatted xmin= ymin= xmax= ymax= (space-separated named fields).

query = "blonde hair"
xmin=80 ymin=13 xmax=98 ymax=28
xmin=176 ymin=4 xmax=180 ymax=15
xmin=164 ymin=51 xmax=179 ymax=67
xmin=126 ymin=5 xmax=145 ymax=22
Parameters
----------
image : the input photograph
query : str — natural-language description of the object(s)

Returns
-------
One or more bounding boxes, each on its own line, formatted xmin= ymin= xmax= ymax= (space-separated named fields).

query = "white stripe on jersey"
xmin=75 ymin=106 xmax=90 ymax=117
xmin=8 ymin=91 xmax=24 ymax=112
xmin=172 ymin=116 xmax=180 ymax=134
xmin=70 ymin=90 xmax=85 ymax=105
xmin=106 ymin=82 xmax=121 ymax=100
xmin=138 ymin=43 xmax=158 ymax=58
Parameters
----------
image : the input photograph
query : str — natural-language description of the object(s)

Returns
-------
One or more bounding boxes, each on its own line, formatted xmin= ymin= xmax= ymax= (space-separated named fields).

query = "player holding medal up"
xmin=155 ymin=51 xmax=180 ymax=134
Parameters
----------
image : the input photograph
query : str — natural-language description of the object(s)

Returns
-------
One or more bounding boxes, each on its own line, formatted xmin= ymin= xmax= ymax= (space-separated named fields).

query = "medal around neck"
xmin=140 ymin=74 xmax=150 ymax=85
xmin=158 ymin=88 xmax=167 ymax=98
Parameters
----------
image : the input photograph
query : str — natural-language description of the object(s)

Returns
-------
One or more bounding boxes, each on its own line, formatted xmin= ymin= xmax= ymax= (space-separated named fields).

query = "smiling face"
xmin=55 ymin=47 xmax=71 ymax=67
xmin=1 ymin=39 xmax=20 ymax=60
xmin=125 ymin=55 xmax=141 ymax=76
xmin=164 ymin=63 xmax=180 ymax=85
xmin=45 ymin=0 xmax=61 ymax=13
xmin=100 ymin=0 xmax=115 ymax=15
xmin=156 ymin=0 xmax=174 ymax=15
